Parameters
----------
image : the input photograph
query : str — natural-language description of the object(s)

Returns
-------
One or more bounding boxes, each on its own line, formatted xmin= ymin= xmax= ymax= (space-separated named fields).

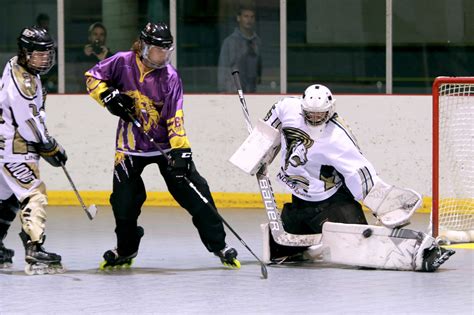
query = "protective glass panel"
xmin=0 ymin=1 xmax=58 ymax=92
xmin=177 ymin=0 xmax=280 ymax=93
xmin=287 ymin=0 xmax=385 ymax=93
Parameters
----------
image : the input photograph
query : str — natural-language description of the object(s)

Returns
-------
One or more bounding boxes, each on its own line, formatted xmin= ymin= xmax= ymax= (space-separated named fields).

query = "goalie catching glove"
xmin=100 ymin=87 xmax=135 ymax=122
xmin=167 ymin=148 xmax=192 ymax=182
xmin=363 ymin=180 xmax=422 ymax=228
xmin=36 ymin=136 xmax=68 ymax=167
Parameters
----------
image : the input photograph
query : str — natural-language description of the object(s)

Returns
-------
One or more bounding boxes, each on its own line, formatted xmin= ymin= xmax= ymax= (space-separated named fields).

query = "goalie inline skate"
xmin=20 ymin=231 xmax=64 ymax=275
xmin=421 ymin=243 xmax=456 ymax=272
xmin=214 ymin=245 xmax=241 ymax=269
xmin=0 ymin=241 xmax=14 ymax=268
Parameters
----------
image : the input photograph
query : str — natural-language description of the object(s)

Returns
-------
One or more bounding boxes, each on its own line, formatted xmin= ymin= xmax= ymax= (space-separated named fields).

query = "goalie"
xmin=231 ymin=84 xmax=454 ymax=272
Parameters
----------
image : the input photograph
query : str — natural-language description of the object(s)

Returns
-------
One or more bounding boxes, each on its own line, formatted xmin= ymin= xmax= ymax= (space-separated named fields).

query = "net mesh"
xmin=437 ymin=82 xmax=474 ymax=237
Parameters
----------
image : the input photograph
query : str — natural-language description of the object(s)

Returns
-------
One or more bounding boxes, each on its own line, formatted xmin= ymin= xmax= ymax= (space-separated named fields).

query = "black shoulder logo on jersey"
xmin=282 ymin=127 xmax=314 ymax=169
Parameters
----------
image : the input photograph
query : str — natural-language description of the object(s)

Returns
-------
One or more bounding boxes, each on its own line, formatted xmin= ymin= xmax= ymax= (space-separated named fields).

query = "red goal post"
xmin=432 ymin=77 xmax=474 ymax=243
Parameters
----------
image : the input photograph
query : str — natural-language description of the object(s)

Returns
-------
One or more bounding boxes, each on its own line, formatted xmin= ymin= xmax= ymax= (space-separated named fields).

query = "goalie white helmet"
xmin=301 ymin=84 xmax=336 ymax=127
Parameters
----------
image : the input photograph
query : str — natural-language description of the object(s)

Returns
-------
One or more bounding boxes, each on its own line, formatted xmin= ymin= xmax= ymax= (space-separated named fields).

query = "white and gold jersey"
xmin=263 ymin=97 xmax=379 ymax=202
xmin=0 ymin=57 xmax=48 ymax=163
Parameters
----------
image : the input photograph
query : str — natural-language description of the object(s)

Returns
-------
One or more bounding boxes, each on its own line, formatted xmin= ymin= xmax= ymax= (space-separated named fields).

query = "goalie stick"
xmin=231 ymin=70 xmax=321 ymax=247
xmin=119 ymin=105 xmax=268 ymax=279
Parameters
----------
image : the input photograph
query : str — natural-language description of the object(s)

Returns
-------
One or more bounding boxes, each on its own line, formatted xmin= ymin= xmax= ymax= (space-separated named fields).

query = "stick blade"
xmin=86 ymin=204 xmax=98 ymax=220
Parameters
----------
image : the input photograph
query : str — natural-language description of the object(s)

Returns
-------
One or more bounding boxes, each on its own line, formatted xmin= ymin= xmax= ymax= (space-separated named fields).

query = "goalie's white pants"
xmin=262 ymin=222 xmax=435 ymax=271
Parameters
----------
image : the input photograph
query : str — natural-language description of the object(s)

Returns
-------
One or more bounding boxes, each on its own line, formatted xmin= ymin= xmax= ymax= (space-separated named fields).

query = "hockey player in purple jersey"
xmin=85 ymin=22 xmax=239 ymax=269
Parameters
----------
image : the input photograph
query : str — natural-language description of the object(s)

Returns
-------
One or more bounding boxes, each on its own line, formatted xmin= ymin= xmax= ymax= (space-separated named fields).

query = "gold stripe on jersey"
xmin=25 ymin=118 xmax=42 ymax=142
xmin=126 ymin=123 xmax=136 ymax=151
xmin=167 ymin=109 xmax=190 ymax=149
xmin=117 ymin=123 xmax=125 ymax=150
xmin=114 ymin=151 xmax=126 ymax=166
xmin=11 ymin=62 xmax=37 ymax=99
xmin=330 ymin=115 xmax=361 ymax=152
xmin=358 ymin=166 xmax=374 ymax=198
xmin=135 ymin=54 xmax=155 ymax=83
xmin=13 ymin=131 xmax=29 ymax=154
xmin=85 ymin=76 xmax=109 ymax=106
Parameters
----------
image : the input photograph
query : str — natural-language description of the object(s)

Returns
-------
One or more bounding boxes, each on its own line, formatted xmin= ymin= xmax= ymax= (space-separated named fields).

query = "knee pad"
xmin=19 ymin=186 xmax=47 ymax=242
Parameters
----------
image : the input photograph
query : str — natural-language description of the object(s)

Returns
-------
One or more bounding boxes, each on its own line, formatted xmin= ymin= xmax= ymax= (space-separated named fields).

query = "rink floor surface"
xmin=0 ymin=206 xmax=472 ymax=314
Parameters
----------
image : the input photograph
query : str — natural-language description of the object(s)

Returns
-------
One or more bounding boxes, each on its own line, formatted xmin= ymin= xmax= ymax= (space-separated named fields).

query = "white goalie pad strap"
xmin=320 ymin=222 xmax=433 ymax=271
xmin=229 ymin=119 xmax=280 ymax=175
xmin=363 ymin=180 xmax=422 ymax=228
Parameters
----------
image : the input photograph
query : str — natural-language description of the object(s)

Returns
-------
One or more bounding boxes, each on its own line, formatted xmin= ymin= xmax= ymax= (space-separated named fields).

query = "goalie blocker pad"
xmin=363 ymin=180 xmax=422 ymax=228
xmin=229 ymin=119 xmax=280 ymax=175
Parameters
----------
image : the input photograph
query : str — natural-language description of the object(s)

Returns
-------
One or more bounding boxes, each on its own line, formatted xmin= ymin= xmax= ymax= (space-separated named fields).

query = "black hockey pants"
xmin=110 ymin=154 xmax=226 ymax=256
xmin=269 ymin=186 xmax=368 ymax=259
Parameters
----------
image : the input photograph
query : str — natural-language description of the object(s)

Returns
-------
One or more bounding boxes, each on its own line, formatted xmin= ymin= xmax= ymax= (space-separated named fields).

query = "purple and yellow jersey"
xmin=85 ymin=51 xmax=190 ymax=156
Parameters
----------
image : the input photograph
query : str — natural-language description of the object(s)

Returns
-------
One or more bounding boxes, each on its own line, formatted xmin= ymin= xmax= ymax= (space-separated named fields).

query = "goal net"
xmin=432 ymin=77 xmax=474 ymax=243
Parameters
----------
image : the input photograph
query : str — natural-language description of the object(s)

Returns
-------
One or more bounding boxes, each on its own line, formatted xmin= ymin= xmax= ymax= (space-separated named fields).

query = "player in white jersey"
xmin=0 ymin=26 xmax=67 ymax=274
xmin=256 ymin=84 xmax=454 ymax=271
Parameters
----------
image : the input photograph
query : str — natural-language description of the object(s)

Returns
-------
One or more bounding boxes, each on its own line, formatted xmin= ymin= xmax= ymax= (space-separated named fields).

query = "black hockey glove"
xmin=167 ymin=148 xmax=192 ymax=182
xmin=36 ymin=136 xmax=68 ymax=167
xmin=100 ymin=87 xmax=135 ymax=122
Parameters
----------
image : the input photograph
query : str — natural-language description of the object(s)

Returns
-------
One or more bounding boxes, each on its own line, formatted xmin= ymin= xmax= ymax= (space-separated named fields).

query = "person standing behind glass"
xmin=79 ymin=22 xmax=113 ymax=63
xmin=72 ymin=22 xmax=113 ymax=93
xmin=218 ymin=5 xmax=262 ymax=93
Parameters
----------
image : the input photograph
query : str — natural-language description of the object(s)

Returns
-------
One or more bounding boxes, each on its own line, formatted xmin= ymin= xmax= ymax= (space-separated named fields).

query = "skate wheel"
xmin=24 ymin=264 xmax=35 ymax=275
xmin=54 ymin=265 xmax=66 ymax=274
xmin=0 ymin=262 xmax=12 ymax=269
xmin=223 ymin=258 xmax=241 ymax=269
xmin=98 ymin=260 xmax=108 ymax=270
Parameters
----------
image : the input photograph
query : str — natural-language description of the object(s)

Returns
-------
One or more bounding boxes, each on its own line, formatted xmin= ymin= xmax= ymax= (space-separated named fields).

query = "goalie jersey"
xmin=263 ymin=97 xmax=379 ymax=202
xmin=0 ymin=57 xmax=48 ymax=163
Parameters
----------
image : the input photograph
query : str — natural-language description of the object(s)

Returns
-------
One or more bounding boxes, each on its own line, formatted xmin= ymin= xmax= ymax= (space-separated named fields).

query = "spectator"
xmin=218 ymin=5 xmax=262 ymax=93
xmin=72 ymin=22 xmax=113 ymax=92
xmin=79 ymin=22 xmax=113 ymax=63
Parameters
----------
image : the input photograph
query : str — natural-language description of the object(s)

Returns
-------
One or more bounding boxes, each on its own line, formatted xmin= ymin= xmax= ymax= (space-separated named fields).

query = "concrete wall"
xmin=43 ymin=94 xmax=432 ymax=197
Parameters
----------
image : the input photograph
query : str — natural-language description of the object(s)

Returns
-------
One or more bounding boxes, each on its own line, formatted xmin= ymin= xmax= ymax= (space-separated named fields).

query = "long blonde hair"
xmin=131 ymin=38 xmax=141 ymax=53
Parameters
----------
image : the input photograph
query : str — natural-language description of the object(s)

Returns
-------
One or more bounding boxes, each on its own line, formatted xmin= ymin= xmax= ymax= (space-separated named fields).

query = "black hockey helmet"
xmin=17 ymin=25 xmax=55 ymax=75
xmin=140 ymin=22 xmax=173 ymax=49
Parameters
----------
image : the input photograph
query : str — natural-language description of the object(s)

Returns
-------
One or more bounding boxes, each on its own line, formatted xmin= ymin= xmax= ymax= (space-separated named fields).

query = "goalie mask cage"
xmin=432 ymin=77 xmax=474 ymax=243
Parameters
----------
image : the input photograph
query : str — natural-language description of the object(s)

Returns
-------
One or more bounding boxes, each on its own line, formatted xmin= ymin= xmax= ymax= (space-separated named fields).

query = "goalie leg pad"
xmin=321 ymin=222 xmax=447 ymax=271
xmin=363 ymin=180 xmax=422 ymax=228
xmin=229 ymin=119 xmax=280 ymax=175
xmin=261 ymin=223 xmax=309 ymax=264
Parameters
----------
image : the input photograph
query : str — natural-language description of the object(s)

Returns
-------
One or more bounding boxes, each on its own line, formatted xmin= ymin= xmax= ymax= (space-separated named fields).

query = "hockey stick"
xmin=231 ymin=70 xmax=321 ymax=247
xmin=38 ymin=109 xmax=97 ymax=220
xmin=60 ymin=163 xmax=98 ymax=220
xmin=120 ymin=108 xmax=267 ymax=279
